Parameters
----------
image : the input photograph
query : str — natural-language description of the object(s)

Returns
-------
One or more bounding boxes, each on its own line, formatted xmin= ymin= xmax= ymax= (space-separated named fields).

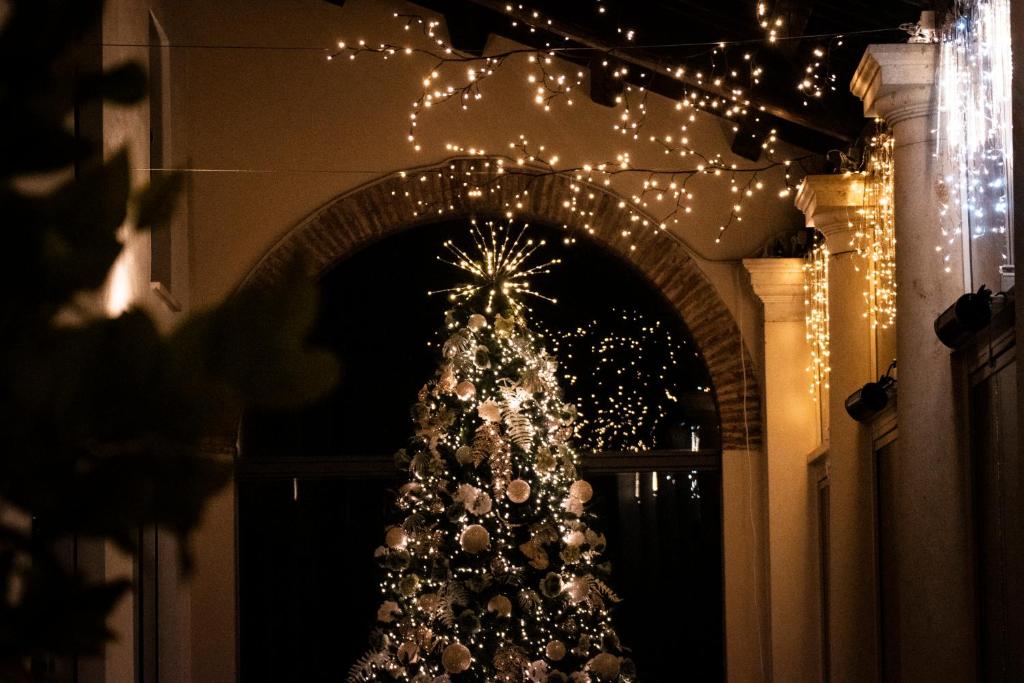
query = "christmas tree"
xmin=349 ymin=221 xmax=633 ymax=683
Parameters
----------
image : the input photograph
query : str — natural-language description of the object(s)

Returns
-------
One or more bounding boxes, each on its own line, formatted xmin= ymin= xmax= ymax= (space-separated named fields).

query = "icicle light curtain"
xmin=937 ymin=0 xmax=1014 ymax=289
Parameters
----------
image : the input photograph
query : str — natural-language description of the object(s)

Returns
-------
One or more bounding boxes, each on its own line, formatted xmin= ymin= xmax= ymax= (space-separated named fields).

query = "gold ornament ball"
xmin=468 ymin=314 xmax=487 ymax=330
xmin=487 ymin=595 xmax=512 ymax=617
xmin=455 ymin=380 xmax=476 ymax=401
xmin=442 ymin=643 xmax=472 ymax=673
xmin=588 ymin=653 xmax=621 ymax=680
xmin=419 ymin=593 xmax=441 ymax=612
xmin=546 ymin=640 xmax=566 ymax=661
xmin=460 ymin=524 xmax=490 ymax=553
xmin=569 ymin=480 xmax=593 ymax=504
xmin=507 ymin=479 xmax=531 ymax=504
xmin=385 ymin=526 xmax=408 ymax=549
xmin=455 ymin=445 xmax=477 ymax=466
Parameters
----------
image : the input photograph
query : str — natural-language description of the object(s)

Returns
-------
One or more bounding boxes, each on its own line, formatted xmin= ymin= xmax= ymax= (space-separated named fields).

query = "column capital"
xmin=850 ymin=43 xmax=939 ymax=126
xmin=743 ymin=258 xmax=806 ymax=323
xmin=795 ymin=174 xmax=865 ymax=253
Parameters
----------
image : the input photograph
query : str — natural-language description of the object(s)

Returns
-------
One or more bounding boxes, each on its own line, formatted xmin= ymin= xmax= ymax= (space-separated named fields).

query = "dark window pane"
xmin=587 ymin=471 xmax=724 ymax=681
xmin=238 ymin=476 xmax=397 ymax=682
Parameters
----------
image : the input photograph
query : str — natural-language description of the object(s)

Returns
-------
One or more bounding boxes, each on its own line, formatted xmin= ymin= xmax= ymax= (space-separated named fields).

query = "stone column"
xmin=796 ymin=175 xmax=879 ymax=681
xmin=743 ymin=258 xmax=821 ymax=682
xmin=852 ymin=44 xmax=976 ymax=680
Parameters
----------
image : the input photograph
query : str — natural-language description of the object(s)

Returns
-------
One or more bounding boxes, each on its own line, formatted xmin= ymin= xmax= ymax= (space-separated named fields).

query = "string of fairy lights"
xmin=543 ymin=309 xmax=710 ymax=503
xmin=542 ymin=310 xmax=712 ymax=455
xmin=327 ymin=4 xmax=903 ymax=250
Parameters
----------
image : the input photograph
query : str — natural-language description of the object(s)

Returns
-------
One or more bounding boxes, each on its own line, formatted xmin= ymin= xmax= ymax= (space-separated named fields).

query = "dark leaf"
xmin=134 ymin=171 xmax=183 ymax=229
xmin=77 ymin=62 xmax=147 ymax=104
xmin=38 ymin=149 xmax=131 ymax=299
xmin=0 ymin=0 xmax=105 ymax=95
xmin=170 ymin=260 xmax=341 ymax=409
xmin=0 ymin=120 xmax=89 ymax=177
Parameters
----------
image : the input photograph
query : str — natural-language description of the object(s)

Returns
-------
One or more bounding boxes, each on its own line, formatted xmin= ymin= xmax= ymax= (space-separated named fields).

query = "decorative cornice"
xmin=795 ymin=174 xmax=865 ymax=254
xmin=850 ymin=43 xmax=939 ymax=126
xmin=743 ymin=258 xmax=807 ymax=323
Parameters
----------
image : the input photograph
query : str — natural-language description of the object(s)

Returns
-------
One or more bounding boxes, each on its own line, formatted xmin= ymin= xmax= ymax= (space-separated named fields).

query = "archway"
xmin=238 ymin=215 xmax=728 ymax=679
xmin=241 ymin=157 xmax=762 ymax=450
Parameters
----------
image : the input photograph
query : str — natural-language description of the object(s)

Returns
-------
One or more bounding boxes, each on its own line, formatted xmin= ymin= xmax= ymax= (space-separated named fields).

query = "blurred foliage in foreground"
xmin=0 ymin=0 xmax=339 ymax=677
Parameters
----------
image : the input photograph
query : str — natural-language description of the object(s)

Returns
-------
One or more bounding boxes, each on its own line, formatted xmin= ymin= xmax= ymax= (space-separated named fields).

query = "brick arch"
xmin=242 ymin=158 xmax=761 ymax=449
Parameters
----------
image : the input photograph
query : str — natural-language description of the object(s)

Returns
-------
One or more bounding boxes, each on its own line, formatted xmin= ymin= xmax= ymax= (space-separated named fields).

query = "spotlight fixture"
xmin=845 ymin=361 xmax=897 ymax=423
xmin=933 ymin=285 xmax=993 ymax=349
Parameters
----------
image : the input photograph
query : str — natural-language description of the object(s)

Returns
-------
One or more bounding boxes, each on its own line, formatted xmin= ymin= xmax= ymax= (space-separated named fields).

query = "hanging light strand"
xmin=852 ymin=127 xmax=897 ymax=329
xmin=936 ymin=0 xmax=1014 ymax=275
xmin=803 ymin=240 xmax=830 ymax=397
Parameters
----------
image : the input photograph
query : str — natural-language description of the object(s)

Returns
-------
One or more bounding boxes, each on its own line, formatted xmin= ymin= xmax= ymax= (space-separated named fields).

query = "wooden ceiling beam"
xmin=457 ymin=0 xmax=855 ymax=146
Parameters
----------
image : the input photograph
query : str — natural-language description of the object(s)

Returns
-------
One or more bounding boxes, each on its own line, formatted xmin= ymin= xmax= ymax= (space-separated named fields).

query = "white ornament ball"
xmin=487 ymin=595 xmax=512 ymax=617
xmin=467 ymin=314 xmax=487 ymax=331
xmin=385 ymin=526 xmax=408 ymax=549
xmin=455 ymin=381 xmax=476 ymax=401
xmin=477 ymin=400 xmax=501 ymax=423
xmin=507 ymin=479 xmax=531 ymax=504
xmin=546 ymin=640 xmax=567 ymax=661
xmin=460 ymin=524 xmax=490 ymax=553
xmin=587 ymin=653 xmax=621 ymax=681
xmin=442 ymin=643 xmax=472 ymax=673
xmin=569 ymin=480 xmax=594 ymax=504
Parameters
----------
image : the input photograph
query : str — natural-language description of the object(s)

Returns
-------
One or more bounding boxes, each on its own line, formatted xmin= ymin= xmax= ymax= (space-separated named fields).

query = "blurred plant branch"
xmin=0 ymin=0 xmax=339 ymax=677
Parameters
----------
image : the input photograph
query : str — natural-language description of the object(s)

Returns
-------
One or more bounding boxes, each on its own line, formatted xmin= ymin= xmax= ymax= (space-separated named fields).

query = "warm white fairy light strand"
xmin=329 ymin=9 xmax=823 ymax=248
xmin=852 ymin=128 xmax=897 ymax=329
xmin=803 ymin=240 xmax=830 ymax=396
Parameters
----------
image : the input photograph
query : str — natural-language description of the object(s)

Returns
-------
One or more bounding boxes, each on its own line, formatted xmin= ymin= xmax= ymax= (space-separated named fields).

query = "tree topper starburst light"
xmin=430 ymin=218 xmax=561 ymax=317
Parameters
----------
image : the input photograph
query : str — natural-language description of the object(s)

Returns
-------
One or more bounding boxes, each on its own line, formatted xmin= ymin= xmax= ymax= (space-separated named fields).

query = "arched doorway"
xmin=228 ymin=160 xmax=765 ymax=681
xmin=240 ymin=158 xmax=762 ymax=450
xmin=238 ymin=217 xmax=726 ymax=680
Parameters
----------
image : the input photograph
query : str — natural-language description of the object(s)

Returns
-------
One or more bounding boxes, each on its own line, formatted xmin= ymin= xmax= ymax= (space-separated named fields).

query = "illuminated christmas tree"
xmin=349 ymin=221 xmax=633 ymax=683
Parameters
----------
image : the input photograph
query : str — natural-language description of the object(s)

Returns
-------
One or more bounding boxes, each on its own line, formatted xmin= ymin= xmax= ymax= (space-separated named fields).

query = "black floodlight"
xmin=845 ymin=361 xmax=897 ymax=423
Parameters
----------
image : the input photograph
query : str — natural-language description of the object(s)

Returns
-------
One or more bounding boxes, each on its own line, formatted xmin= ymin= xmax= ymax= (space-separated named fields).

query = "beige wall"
xmin=98 ymin=0 xmax=198 ymax=680
xmin=94 ymin=0 xmax=815 ymax=679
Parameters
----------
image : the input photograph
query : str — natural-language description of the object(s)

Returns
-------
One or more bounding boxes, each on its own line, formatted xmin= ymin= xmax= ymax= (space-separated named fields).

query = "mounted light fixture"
xmin=845 ymin=361 xmax=897 ymax=423
xmin=933 ymin=285 xmax=993 ymax=349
